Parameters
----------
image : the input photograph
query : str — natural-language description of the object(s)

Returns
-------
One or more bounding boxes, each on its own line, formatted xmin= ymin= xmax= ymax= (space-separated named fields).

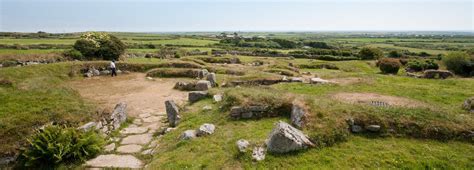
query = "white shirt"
xmin=110 ymin=62 xmax=116 ymax=69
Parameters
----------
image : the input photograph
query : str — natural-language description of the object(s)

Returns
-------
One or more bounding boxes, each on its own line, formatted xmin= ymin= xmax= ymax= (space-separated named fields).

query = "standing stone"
xmin=236 ymin=139 xmax=250 ymax=153
xmin=198 ymin=69 xmax=209 ymax=79
xmin=180 ymin=130 xmax=197 ymax=140
xmin=291 ymin=100 xmax=308 ymax=129
xmin=266 ymin=121 xmax=314 ymax=153
xmin=252 ymin=147 xmax=265 ymax=161
xmin=196 ymin=123 xmax=215 ymax=136
xmin=188 ymin=91 xmax=209 ymax=103
xmin=165 ymin=100 xmax=180 ymax=127
xmin=110 ymin=102 xmax=127 ymax=130
xmin=195 ymin=80 xmax=211 ymax=91
xmin=463 ymin=97 xmax=474 ymax=113
xmin=206 ymin=73 xmax=217 ymax=87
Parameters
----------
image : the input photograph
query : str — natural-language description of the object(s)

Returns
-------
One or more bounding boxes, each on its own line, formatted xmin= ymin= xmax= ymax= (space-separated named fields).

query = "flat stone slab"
xmin=142 ymin=116 xmax=161 ymax=123
xmin=117 ymin=144 xmax=143 ymax=153
xmin=104 ymin=143 xmax=116 ymax=152
xmin=139 ymin=113 xmax=152 ymax=118
xmin=121 ymin=133 xmax=153 ymax=145
xmin=133 ymin=119 xmax=142 ymax=125
xmin=85 ymin=154 xmax=143 ymax=168
xmin=120 ymin=127 xmax=148 ymax=135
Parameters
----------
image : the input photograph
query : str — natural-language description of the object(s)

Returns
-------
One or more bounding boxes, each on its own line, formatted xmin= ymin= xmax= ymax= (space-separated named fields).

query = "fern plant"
xmin=22 ymin=125 xmax=104 ymax=167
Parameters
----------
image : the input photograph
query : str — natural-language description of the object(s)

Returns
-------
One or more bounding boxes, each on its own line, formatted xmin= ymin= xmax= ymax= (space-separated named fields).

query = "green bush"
xmin=63 ymin=49 xmax=84 ymax=60
xmin=21 ymin=125 xmax=104 ymax=167
xmin=388 ymin=50 xmax=402 ymax=58
xmin=73 ymin=32 xmax=126 ymax=61
xmin=442 ymin=52 xmax=473 ymax=76
xmin=378 ymin=58 xmax=401 ymax=74
xmin=359 ymin=47 xmax=384 ymax=60
xmin=406 ymin=60 xmax=439 ymax=72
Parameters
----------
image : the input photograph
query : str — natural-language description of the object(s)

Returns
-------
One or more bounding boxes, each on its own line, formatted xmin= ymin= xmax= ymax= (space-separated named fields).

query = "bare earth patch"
xmin=332 ymin=92 xmax=426 ymax=108
xmin=69 ymin=73 xmax=187 ymax=117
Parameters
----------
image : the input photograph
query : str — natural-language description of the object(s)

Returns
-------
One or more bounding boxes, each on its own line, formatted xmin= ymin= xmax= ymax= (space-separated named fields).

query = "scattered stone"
xmin=206 ymin=73 xmax=217 ymax=87
xmin=202 ymin=105 xmax=212 ymax=110
xmin=146 ymin=77 xmax=153 ymax=80
xmin=188 ymin=91 xmax=209 ymax=103
xmin=117 ymin=144 xmax=143 ymax=154
xmin=310 ymin=77 xmax=330 ymax=84
xmin=423 ymin=70 xmax=454 ymax=79
xmin=174 ymin=81 xmax=197 ymax=91
xmin=0 ymin=156 xmax=16 ymax=165
xmin=85 ymin=154 xmax=143 ymax=168
xmin=110 ymin=102 xmax=128 ymax=130
xmin=213 ymin=94 xmax=223 ymax=102
xmin=266 ymin=121 xmax=314 ymax=153
xmin=84 ymin=72 xmax=93 ymax=78
xmin=282 ymin=76 xmax=288 ymax=82
xmin=120 ymin=127 xmax=148 ymax=134
xmin=148 ymin=140 xmax=158 ymax=148
xmin=161 ymin=127 xmax=176 ymax=134
xmin=78 ymin=122 xmax=97 ymax=132
xmin=165 ymin=100 xmax=180 ymax=127
xmin=121 ymin=133 xmax=153 ymax=145
xmin=291 ymin=100 xmax=308 ymax=129
xmin=289 ymin=77 xmax=304 ymax=82
xmin=195 ymin=80 xmax=212 ymax=91
xmin=180 ymin=130 xmax=197 ymax=140
xmin=252 ymin=147 xmax=265 ymax=161
xmin=366 ymin=125 xmax=381 ymax=132
xmin=141 ymin=149 xmax=153 ymax=155
xmin=351 ymin=125 xmax=363 ymax=133
xmin=116 ymin=70 xmax=123 ymax=74
xmin=196 ymin=123 xmax=216 ymax=136
xmin=104 ymin=143 xmax=116 ymax=152
xmin=236 ymin=139 xmax=250 ymax=153
xmin=92 ymin=68 xmax=100 ymax=76
xmin=100 ymin=70 xmax=111 ymax=75
xmin=463 ymin=97 xmax=474 ymax=113
xmin=230 ymin=105 xmax=269 ymax=119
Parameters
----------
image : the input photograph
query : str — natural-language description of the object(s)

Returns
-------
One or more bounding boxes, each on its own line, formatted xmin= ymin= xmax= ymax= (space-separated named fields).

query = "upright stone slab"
xmin=266 ymin=121 xmax=314 ymax=153
xmin=165 ymin=100 xmax=180 ymax=127
xmin=110 ymin=102 xmax=127 ymax=130
xmin=188 ymin=91 xmax=209 ymax=103
xmin=206 ymin=73 xmax=217 ymax=87
xmin=291 ymin=100 xmax=308 ymax=129
xmin=195 ymin=80 xmax=211 ymax=91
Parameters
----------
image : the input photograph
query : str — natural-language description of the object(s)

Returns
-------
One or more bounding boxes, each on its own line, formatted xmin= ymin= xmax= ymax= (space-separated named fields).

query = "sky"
xmin=0 ymin=0 xmax=473 ymax=33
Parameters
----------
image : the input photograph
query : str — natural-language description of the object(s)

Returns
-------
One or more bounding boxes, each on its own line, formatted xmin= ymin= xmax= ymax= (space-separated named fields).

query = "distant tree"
xmin=73 ymin=32 xmax=126 ymax=60
xmin=305 ymin=41 xmax=331 ymax=49
xmin=443 ymin=52 xmax=473 ymax=76
xmin=388 ymin=50 xmax=402 ymax=58
xmin=359 ymin=47 xmax=383 ymax=60
xmin=270 ymin=39 xmax=298 ymax=49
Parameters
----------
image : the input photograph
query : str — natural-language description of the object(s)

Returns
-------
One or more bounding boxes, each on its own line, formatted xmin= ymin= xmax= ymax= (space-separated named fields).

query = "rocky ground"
xmin=70 ymin=73 xmax=187 ymax=168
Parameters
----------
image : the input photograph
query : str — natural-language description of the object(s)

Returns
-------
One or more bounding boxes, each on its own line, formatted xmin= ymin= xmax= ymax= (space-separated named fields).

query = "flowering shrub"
xmin=73 ymin=32 xmax=125 ymax=60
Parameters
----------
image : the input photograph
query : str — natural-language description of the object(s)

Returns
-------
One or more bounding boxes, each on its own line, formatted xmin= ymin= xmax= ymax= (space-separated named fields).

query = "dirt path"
xmin=70 ymin=73 xmax=187 ymax=117
xmin=69 ymin=73 xmax=188 ymax=168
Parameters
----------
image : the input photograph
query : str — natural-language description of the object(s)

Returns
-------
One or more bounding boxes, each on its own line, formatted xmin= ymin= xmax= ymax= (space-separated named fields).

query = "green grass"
xmin=148 ymin=99 xmax=474 ymax=169
xmin=0 ymin=38 xmax=75 ymax=45
xmin=0 ymin=49 xmax=63 ymax=55
xmin=124 ymin=38 xmax=217 ymax=46
xmin=0 ymin=37 xmax=217 ymax=46
xmin=368 ymin=43 xmax=448 ymax=55
xmin=0 ymin=63 xmax=96 ymax=156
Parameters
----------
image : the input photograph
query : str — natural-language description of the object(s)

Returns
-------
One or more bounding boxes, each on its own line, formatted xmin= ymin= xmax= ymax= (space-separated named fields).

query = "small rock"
xmin=195 ymin=80 xmax=212 ymax=91
xmin=78 ymin=122 xmax=97 ymax=132
xmin=202 ymin=105 xmax=212 ymax=110
xmin=310 ymin=77 xmax=330 ymax=84
xmin=266 ymin=121 xmax=314 ymax=153
xmin=165 ymin=100 xmax=180 ymax=127
xmin=188 ymin=91 xmax=209 ymax=103
xmin=351 ymin=125 xmax=363 ymax=133
xmin=198 ymin=69 xmax=209 ymax=79
xmin=161 ymin=127 xmax=176 ymax=134
xmin=366 ymin=125 xmax=381 ymax=132
xmin=289 ymin=77 xmax=303 ymax=82
xmin=84 ymin=72 xmax=93 ymax=78
xmin=92 ymin=68 xmax=100 ymax=76
xmin=291 ymin=100 xmax=308 ymax=129
xmin=133 ymin=119 xmax=142 ymax=125
xmin=100 ymin=70 xmax=111 ymax=75
xmin=196 ymin=123 xmax=215 ymax=136
xmin=142 ymin=149 xmax=153 ymax=155
xmin=463 ymin=97 xmax=474 ymax=113
xmin=236 ymin=139 xmax=250 ymax=153
xmin=146 ymin=77 xmax=153 ymax=80
xmin=104 ymin=143 xmax=116 ymax=152
xmin=252 ymin=147 xmax=265 ymax=161
xmin=180 ymin=130 xmax=197 ymax=140
xmin=213 ymin=94 xmax=223 ymax=102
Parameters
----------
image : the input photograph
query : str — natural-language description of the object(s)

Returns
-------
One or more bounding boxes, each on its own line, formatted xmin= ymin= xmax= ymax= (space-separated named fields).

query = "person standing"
xmin=110 ymin=60 xmax=117 ymax=77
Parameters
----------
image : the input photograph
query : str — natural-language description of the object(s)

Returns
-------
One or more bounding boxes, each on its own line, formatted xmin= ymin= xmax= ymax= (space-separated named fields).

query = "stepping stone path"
xmin=85 ymin=111 xmax=166 ymax=168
